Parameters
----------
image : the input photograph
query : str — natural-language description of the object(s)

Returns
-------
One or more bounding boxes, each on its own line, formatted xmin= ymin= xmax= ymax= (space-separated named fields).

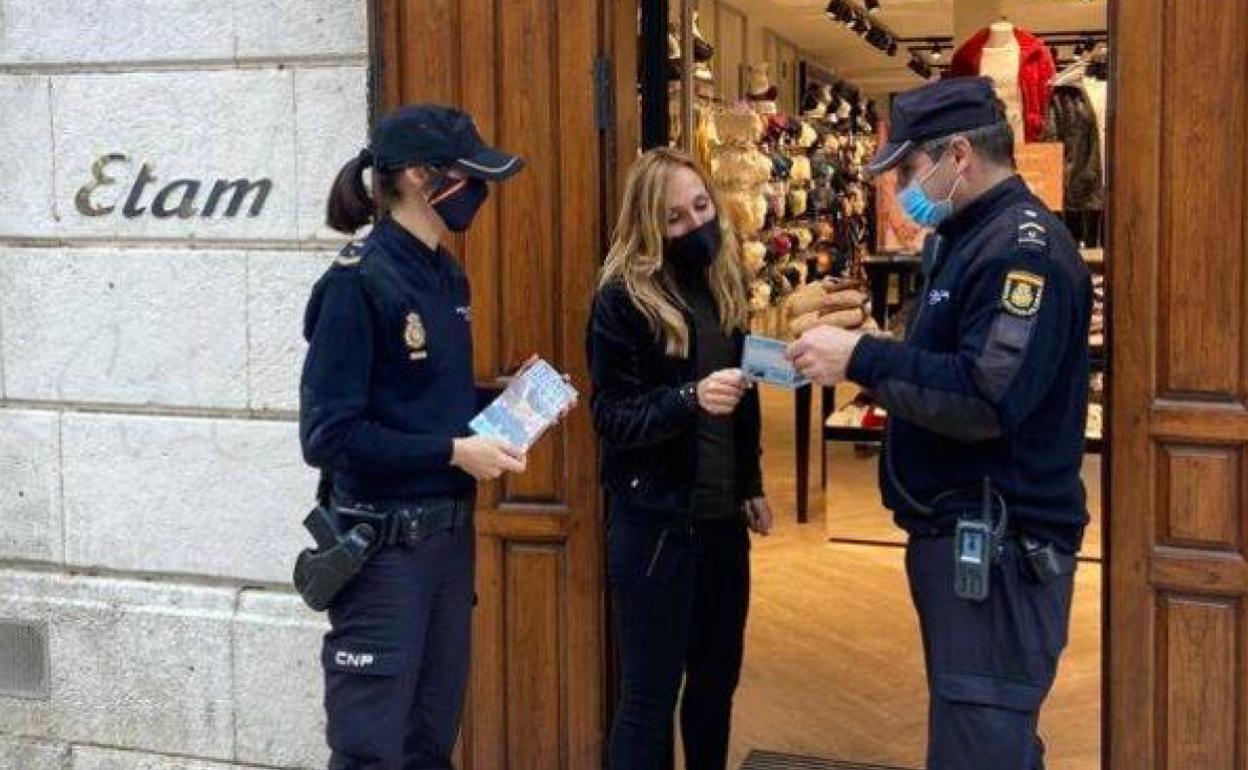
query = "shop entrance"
xmin=646 ymin=1 xmax=1248 ymax=769
xmin=649 ymin=1 xmax=1109 ymax=767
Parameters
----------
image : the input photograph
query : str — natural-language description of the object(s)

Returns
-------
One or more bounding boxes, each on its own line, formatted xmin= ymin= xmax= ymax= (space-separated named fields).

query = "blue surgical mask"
xmin=898 ymin=153 xmax=963 ymax=229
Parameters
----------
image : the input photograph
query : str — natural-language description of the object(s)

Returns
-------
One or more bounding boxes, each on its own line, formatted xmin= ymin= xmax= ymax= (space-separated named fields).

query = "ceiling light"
xmin=931 ymin=49 xmax=943 ymax=62
xmin=866 ymin=0 xmax=881 ymax=12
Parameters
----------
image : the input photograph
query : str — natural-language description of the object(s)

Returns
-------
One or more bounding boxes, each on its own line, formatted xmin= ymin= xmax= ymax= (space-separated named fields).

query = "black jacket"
xmin=847 ymin=177 xmax=1092 ymax=553
xmin=587 ymin=279 xmax=764 ymax=519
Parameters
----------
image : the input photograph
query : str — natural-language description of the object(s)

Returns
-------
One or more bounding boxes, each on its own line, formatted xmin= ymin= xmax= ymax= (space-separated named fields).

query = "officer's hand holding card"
xmin=787 ymin=326 xmax=862 ymax=386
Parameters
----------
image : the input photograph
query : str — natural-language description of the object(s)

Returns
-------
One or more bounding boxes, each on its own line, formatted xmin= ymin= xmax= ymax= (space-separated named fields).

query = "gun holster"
xmin=1019 ymin=535 xmax=1077 ymax=584
xmin=293 ymin=506 xmax=376 ymax=612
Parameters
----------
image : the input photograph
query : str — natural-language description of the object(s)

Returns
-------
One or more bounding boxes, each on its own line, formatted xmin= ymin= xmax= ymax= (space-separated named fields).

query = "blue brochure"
xmin=742 ymin=334 xmax=808 ymax=389
xmin=470 ymin=358 xmax=577 ymax=451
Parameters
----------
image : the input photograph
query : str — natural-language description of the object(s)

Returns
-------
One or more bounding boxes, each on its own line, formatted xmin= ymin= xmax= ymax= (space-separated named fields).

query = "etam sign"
xmin=74 ymin=153 xmax=274 ymax=219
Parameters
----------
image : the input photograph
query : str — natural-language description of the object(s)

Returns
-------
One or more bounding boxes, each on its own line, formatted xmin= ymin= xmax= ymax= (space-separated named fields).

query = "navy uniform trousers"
xmin=321 ymin=520 xmax=475 ymax=770
xmin=906 ymin=535 xmax=1075 ymax=770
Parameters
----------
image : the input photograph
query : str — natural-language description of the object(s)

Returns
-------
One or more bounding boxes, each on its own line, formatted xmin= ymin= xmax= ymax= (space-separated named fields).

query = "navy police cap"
xmin=866 ymin=77 xmax=1002 ymax=178
xmin=366 ymin=104 xmax=524 ymax=181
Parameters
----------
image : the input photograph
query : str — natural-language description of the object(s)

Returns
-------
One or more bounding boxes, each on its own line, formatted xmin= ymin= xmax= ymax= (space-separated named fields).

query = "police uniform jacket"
xmin=847 ymin=176 xmax=1093 ymax=553
xmin=300 ymin=216 xmax=496 ymax=503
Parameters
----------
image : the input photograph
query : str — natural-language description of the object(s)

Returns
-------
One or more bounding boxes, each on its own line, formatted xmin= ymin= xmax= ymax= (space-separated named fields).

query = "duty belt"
xmin=335 ymin=497 xmax=473 ymax=549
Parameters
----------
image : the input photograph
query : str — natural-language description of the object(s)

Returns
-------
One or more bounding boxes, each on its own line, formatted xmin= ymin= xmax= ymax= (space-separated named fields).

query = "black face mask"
xmin=428 ymin=176 xmax=489 ymax=232
xmin=664 ymin=218 xmax=722 ymax=270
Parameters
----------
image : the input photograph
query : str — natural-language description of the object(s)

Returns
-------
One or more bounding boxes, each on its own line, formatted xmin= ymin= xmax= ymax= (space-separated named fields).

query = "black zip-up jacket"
xmin=587 ymin=279 xmax=764 ymax=519
xmin=846 ymin=176 xmax=1092 ymax=553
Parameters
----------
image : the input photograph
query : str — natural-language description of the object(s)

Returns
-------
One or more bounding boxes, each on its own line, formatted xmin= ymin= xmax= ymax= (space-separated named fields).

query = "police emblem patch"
xmin=404 ymin=312 xmax=428 ymax=360
xmin=1001 ymin=271 xmax=1045 ymax=317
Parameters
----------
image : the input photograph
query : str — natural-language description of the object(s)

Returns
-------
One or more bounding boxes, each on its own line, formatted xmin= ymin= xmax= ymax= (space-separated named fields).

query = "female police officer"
xmin=588 ymin=148 xmax=773 ymax=770
xmin=299 ymin=105 xmax=533 ymax=770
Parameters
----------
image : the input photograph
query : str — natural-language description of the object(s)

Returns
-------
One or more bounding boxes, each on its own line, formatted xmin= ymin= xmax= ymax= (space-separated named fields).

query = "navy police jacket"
xmin=299 ymin=216 xmax=494 ymax=503
xmin=847 ymin=176 xmax=1093 ymax=553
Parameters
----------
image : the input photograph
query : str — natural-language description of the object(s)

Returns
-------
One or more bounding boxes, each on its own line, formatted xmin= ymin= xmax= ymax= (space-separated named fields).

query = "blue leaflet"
xmin=470 ymin=359 xmax=578 ymax=451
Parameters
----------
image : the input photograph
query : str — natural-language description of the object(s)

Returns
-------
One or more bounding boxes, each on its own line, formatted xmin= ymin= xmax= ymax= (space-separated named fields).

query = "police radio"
xmin=953 ymin=478 xmax=1008 ymax=602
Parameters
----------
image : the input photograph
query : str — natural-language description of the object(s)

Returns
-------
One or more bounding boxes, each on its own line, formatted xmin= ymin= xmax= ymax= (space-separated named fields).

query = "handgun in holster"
xmin=292 ymin=506 xmax=376 ymax=612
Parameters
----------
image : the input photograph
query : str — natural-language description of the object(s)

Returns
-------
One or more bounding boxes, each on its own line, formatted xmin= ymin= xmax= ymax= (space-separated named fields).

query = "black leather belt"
xmin=334 ymin=497 xmax=473 ymax=549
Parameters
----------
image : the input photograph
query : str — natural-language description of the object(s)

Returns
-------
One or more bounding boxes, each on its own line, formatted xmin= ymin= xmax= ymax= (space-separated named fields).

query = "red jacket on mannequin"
xmin=948 ymin=26 xmax=1056 ymax=142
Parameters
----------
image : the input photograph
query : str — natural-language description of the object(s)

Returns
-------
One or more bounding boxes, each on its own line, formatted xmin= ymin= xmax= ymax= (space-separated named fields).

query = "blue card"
xmin=742 ymin=335 xmax=808 ymax=389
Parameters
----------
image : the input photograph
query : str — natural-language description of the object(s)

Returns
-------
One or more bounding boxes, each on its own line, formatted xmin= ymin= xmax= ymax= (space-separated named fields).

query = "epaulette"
xmin=1015 ymin=207 xmax=1050 ymax=253
xmin=334 ymin=241 xmax=365 ymax=267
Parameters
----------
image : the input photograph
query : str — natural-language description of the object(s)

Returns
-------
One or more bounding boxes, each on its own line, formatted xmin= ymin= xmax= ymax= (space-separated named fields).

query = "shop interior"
xmin=654 ymin=2 xmax=1109 ymax=768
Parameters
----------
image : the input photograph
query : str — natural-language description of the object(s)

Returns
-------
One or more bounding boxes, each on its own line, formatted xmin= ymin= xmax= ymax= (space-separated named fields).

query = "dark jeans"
xmin=907 ymin=535 xmax=1076 ymax=770
xmin=607 ymin=502 xmax=751 ymax=770
xmin=321 ymin=519 xmax=475 ymax=770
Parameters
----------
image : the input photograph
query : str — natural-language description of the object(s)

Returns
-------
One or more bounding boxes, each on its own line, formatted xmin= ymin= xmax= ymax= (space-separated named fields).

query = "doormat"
xmin=741 ymin=750 xmax=918 ymax=770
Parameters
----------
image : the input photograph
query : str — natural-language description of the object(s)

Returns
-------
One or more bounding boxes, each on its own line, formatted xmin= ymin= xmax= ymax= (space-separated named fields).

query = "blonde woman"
xmin=588 ymin=148 xmax=773 ymax=770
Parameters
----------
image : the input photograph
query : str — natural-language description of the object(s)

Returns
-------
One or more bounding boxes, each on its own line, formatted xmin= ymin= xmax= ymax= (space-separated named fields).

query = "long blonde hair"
xmin=600 ymin=148 xmax=750 ymax=358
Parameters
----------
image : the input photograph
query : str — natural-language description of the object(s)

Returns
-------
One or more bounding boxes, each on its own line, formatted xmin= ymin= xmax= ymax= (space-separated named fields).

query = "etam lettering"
xmin=74 ymin=153 xmax=274 ymax=220
xmin=335 ymin=651 xmax=375 ymax=668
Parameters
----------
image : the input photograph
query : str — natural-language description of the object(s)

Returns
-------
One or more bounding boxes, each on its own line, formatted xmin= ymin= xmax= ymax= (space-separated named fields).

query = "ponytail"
xmin=326 ymin=149 xmax=376 ymax=234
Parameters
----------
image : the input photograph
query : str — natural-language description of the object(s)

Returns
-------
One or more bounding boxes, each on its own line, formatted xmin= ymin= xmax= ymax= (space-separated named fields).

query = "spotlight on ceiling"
xmin=931 ymin=48 xmax=943 ymax=62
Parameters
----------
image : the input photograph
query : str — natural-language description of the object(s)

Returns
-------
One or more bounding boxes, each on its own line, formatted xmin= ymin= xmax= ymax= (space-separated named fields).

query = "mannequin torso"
xmin=980 ymin=21 xmax=1025 ymax=140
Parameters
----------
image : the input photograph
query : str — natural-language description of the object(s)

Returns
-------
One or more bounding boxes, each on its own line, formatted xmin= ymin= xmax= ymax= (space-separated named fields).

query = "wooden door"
xmin=1110 ymin=1 xmax=1248 ymax=768
xmin=374 ymin=2 xmax=605 ymax=768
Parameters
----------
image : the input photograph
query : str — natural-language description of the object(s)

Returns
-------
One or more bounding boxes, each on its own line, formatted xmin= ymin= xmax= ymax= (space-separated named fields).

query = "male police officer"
xmin=789 ymin=77 xmax=1092 ymax=770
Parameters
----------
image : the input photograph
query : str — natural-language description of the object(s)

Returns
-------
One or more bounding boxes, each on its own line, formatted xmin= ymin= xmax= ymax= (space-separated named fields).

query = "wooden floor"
xmin=689 ymin=388 xmax=1103 ymax=770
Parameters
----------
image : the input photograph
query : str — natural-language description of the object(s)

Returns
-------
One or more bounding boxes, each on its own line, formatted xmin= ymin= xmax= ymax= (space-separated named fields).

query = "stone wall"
xmin=0 ymin=2 xmax=370 ymax=766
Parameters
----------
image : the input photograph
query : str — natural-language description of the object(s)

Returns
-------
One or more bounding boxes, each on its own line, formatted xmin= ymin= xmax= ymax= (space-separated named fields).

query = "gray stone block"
xmin=294 ymin=67 xmax=370 ymax=242
xmin=0 ymin=248 xmax=249 ymax=409
xmin=247 ymin=251 xmax=332 ymax=412
xmin=233 ymin=590 xmax=329 ymax=768
xmin=71 ymin=745 xmax=258 ymax=770
xmin=51 ymin=70 xmax=298 ymax=240
xmin=234 ymin=0 xmax=368 ymax=59
xmin=0 ymin=1 xmax=234 ymax=65
xmin=0 ymin=570 xmax=236 ymax=760
xmin=0 ymin=735 xmax=69 ymax=770
xmin=0 ymin=409 xmax=63 ymax=564
xmin=0 ymin=75 xmax=56 ymax=238
xmin=61 ymin=412 xmax=316 ymax=583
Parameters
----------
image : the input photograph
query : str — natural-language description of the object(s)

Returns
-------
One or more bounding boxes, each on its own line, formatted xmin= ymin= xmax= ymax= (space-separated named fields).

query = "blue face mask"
xmin=898 ymin=153 xmax=963 ymax=229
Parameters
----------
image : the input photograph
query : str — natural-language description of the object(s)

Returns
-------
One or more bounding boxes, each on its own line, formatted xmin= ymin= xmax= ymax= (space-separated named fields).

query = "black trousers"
xmin=607 ymin=502 xmax=751 ymax=770
xmin=907 ymin=536 xmax=1076 ymax=770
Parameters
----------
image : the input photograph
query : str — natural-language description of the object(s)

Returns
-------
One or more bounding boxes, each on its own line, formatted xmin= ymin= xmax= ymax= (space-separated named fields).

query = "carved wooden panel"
xmin=1156 ymin=0 xmax=1248 ymax=402
xmin=1157 ymin=444 xmax=1243 ymax=552
xmin=1156 ymin=594 xmax=1239 ymax=770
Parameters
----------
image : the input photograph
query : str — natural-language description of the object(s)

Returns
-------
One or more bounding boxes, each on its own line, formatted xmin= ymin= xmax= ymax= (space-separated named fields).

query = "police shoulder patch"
xmin=1001 ymin=270 xmax=1045 ymax=317
xmin=334 ymin=241 xmax=364 ymax=267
